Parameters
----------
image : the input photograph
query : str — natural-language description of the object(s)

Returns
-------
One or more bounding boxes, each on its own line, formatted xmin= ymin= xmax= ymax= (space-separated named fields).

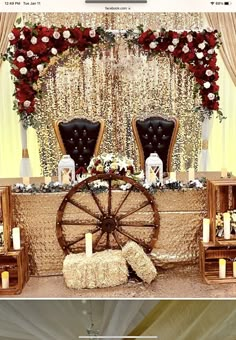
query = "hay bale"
xmin=122 ymin=241 xmax=157 ymax=284
xmin=63 ymin=250 xmax=128 ymax=289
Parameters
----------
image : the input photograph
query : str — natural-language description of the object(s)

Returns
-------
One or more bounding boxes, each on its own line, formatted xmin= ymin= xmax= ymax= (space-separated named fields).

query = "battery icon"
xmin=224 ymin=1 xmax=230 ymax=4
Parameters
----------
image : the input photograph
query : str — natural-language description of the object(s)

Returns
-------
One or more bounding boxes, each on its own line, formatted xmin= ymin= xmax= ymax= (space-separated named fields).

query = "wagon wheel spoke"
xmin=114 ymin=185 xmax=134 ymax=216
xmin=119 ymin=222 xmax=155 ymax=227
xmin=106 ymin=233 xmax=110 ymax=249
xmin=86 ymin=183 xmax=105 ymax=216
xmin=112 ymin=231 xmax=122 ymax=249
xmin=93 ymin=230 xmax=105 ymax=250
xmin=117 ymin=227 xmax=150 ymax=251
xmin=117 ymin=201 xmax=150 ymax=221
xmin=62 ymin=220 xmax=98 ymax=226
xmin=68 ymin=197 xmax=101 ymax=221
xmin=108 ymin=178 xmax=112 ymax=215
xmin=67 ymin=228 xmax=100 ymax=247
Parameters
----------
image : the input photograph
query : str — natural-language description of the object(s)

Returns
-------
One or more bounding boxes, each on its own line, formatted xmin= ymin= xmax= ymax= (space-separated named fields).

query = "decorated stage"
xmin=1 ymin=172 xmax=220 ymax=277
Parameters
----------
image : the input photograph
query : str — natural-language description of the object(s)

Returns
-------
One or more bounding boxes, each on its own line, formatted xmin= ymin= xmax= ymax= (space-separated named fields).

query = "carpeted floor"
xmin=4 ymin=266 xmax=236 ymax=299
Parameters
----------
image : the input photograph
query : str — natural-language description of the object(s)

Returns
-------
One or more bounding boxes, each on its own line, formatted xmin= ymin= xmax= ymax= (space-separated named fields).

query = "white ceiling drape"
xmin=0 ymin=300 xmax=156 ymax=340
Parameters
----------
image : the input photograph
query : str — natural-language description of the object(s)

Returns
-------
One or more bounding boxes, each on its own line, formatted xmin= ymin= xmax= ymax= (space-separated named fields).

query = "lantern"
xmin=58 ymin=155 xmax=75 ymax=184
xmin=145 ymin=152 xmax=163 ymax=185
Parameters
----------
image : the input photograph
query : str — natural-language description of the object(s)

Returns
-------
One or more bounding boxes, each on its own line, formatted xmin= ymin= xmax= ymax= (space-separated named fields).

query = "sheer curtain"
xmin=0 ymin=61 xmax=41 ymax=178
xmin=205 ymin=13 xmax=236 ymax=86
xmin=0 ymin=300 xmax=154 ymax=340
xmin=0 ymin=13 xmax=17 ymax=66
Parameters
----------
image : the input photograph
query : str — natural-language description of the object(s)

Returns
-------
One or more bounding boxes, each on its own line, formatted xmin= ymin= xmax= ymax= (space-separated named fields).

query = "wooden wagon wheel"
xmin=56 ymin=173 xmax=159 ymax=255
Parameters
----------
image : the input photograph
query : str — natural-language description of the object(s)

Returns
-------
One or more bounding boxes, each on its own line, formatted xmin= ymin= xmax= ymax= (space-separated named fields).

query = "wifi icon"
xmin=210 ymin=1 xmax=215 ymax=4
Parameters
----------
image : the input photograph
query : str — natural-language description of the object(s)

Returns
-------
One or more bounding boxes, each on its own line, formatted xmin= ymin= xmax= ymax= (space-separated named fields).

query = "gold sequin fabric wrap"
xmin=22 ymin=13 xmax=203 ymax=175
xmin=13 ymin=188 xmax=207 ymax=276
xmin=63 ymin=250 xmax=128 ymax=289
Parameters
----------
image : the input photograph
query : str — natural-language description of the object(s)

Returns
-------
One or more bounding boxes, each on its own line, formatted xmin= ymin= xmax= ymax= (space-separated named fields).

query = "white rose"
xmin=182 ymin=45 xmax=189 ymax=53
xmin=153 ymin=31 xmax=159 ymax=38
xmin=51 ymin=47 xmax=57 ymax=55
xmin=198 ymin=42 xmax=206 ymax=50
xmin=53 ymin=31 xmax=61 ymax=39
xmin=68 ymin=38 xmax=75 ymax=44
xmin=63 ymin=30 xmax=71 ymax=39
xmin=203 ymin=82 xmax=211 ymax=89
xmin=19 ymin=67 xmax=27 ymax=75
xmin=187 ymin=34 xmax=193 ymax=43
xmin=23 ymin=100 xmax=31 ymax=108
xmin=37 ymin=64 xmax=44 ymax=72
xmin=208 ymin=93 xmax=215 ymax=100
xmin=168 ymin=45 xmax=175 ymax=52
xmin=20 ymin=33 xmax=25 ymax=40
xmin=196 ymin=52 xmax=204 ymax=59
xmin=42 ymin=36 xmax=49 ymax=43
xmin=205 ymin=69 xmax=213 ymax=77
xmin=149 ymin=42 xmax=157 ymax=49
xmin=89 ymin=29 xmax=96 ymax=38
xmin=17 ymin=56 xmax=25 ymax=62
xmin=208 ymin=48 xmax=215 ymax=54
xmin=172 ymin=38 xmax=179 ymax=45
xmin=8 ymin=32 xmax=15 ymax=41
xmin=31 ymin=36 xmax=37 ymax=45
xmin=27 ymin=50 xmax=34 ymax=58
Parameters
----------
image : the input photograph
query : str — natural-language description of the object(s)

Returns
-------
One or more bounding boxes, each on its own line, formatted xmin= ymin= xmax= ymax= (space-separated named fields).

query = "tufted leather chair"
xmin=132 ymin=115 xmax=179 ymax=173
xmin=53 ymin=118 xmax=105 ymax=171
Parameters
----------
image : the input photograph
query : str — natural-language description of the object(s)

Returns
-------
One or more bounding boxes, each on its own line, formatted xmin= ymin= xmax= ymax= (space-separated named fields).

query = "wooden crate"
xmin=0 ymin=247 xmax=29 ymax=295
xmin=200 ymin=240 xmax=236 ymax=284
xmin=207 ymin=179 xmax=236 ymax=245
xmin=0 ymin=186 xmax=12 ymax=253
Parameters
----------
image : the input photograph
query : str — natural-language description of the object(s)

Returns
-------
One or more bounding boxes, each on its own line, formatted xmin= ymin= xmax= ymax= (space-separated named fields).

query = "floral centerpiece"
xmin=87 ymin=153 xmax=135 ymax=176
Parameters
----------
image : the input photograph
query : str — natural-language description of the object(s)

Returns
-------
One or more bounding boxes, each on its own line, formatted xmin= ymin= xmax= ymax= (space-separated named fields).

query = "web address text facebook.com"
xmin=105 ymin=6 xmax=131 ymax=10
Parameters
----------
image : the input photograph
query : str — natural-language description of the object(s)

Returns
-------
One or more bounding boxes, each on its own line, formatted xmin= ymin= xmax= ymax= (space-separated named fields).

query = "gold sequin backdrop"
xmin=23 ymin=13 xmax=203 ymax=175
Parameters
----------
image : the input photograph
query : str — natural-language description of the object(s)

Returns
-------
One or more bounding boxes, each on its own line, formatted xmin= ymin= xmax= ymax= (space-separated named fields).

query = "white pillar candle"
xmin=44 ymin=176 xmax=51 ymax=184
xmin=22 ymin=177 xmax=30 ymax=185
xmin=1 ymin=271 xmax=9 ymax=289
xmin=85 ymin=233 xmax=93 ymax=257
xmin=233 ymin=261 xmax=236 ymax=278
xmin=169 ymin=171 xmax=176 ymax=181
xmin=221 ymin=168 xmax=227 ymax=178
xmin=188 ymin=168 xmax=195 ymax=181
xmin=223 ymin=212 xmax=231 ymax=240
xmin=219 ymin=259 xmax=226 ymax=278
xmin=12 ymin=227 xmax=21 ymax=250
xmin=203 ymin=218 xmax=210 ymax=243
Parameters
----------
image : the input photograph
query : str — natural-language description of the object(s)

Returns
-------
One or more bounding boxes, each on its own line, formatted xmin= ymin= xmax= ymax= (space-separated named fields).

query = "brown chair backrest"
xmin=132 ymin=115 xmax=179 ymax=173
xmin=53 ymin=117 xmax=105 ymax=171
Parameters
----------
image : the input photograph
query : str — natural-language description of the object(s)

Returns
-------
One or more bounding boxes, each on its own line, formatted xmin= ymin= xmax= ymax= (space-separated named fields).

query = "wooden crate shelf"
xmin=200 ymin=241 xmax=236 ymax=284
xmin=207 ymin=179 xmax=236 ymax=244
xmin=0 ymin=247 xmax=29 ymax=295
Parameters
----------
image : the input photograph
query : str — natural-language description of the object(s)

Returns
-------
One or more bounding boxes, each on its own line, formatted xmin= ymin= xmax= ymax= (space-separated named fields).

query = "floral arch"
xmin=4 ymin=23 xmax=223 ymax=128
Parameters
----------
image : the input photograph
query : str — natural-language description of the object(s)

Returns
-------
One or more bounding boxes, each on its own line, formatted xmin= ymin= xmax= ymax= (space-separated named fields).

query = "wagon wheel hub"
xmin=101 ymin=216 xmax=117 ymax=233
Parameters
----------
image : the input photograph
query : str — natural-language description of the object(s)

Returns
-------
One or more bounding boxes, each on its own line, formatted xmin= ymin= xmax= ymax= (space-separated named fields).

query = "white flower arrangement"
xmin=63 ymin=30 xmax=71 ymax=39
xmin=23 ymin=100 xmax=31 ymax=108
xmin=19 ymin=67 xmax=27 ymax=75
xmin=51 ymin=47 xmax=58 ymax=55
xmin=42 ymin=36 xmax=49 ymax=43
xmin=30 ymin=36 xmax=37 ymax=45
xmin=27 ymin=50 xmax=34 ymax=58
xmin=87 ymin=153 xmax=135 ymax=176
xmin=16 ymin=55 xmax=25 ymax=62
xmin=53 ymin=31 xmax=61 ymax=39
